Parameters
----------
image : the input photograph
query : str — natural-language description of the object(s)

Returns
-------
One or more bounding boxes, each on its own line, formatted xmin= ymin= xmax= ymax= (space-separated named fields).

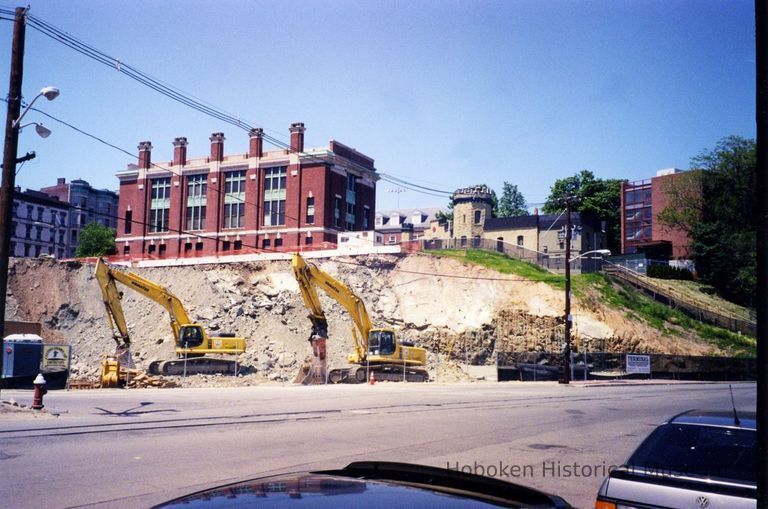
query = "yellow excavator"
xmin=291 ymin=253 xmax=429 ymax=383
xmin=95 ymin=258 xmax=246 ymax=386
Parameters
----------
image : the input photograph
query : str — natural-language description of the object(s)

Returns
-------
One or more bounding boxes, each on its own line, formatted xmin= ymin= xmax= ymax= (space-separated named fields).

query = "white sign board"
xmin=626 ymin=354 xmax=651 ymax=374
xmin=42 ymin=345 xmax=70 ymax=371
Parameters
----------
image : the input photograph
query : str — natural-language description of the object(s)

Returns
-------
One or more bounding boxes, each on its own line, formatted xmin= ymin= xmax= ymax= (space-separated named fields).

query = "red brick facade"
xmin=621 ymin=170 xmax=701 ymax=259
xmin=115 ymin=123 xmax=377 ymax=260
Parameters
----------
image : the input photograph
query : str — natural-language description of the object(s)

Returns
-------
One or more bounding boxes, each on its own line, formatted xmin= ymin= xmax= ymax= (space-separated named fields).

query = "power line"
xmin=15 ymin=10 xmax=457 ymax=200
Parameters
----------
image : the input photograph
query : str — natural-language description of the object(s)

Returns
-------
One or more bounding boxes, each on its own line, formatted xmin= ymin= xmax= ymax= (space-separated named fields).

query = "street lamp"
xmin=561 ymin=248 xmax=611 ymax=385
xmin=11 ymin=86 xmax=59 ymax=128
xmin=17 ymin=122 xmax=52 ymax=139
xmin=0 ymin=79 xmax=59 ymax=394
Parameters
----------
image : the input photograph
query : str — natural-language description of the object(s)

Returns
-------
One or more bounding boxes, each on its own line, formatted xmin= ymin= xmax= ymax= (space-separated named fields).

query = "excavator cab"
xmin=368 ymin=329 xmax=396 ymax=356
xmin=179 ymin=325 xmax=205 ymax=348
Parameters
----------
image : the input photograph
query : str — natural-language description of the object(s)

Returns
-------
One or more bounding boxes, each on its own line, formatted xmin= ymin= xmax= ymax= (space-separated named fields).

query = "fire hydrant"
xmin=32 ymin=373 xmax=47 ymax=410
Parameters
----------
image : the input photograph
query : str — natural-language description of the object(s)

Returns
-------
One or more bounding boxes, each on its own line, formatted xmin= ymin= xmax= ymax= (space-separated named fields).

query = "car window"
xmin=627 ymin=424 xmax=756 ymax=484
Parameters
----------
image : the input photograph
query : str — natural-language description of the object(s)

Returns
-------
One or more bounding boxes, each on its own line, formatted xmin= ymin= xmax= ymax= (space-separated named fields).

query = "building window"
xmin=460 ymin=236 xmax=467 ymax=247
xmin=517 ymin=235 xmax=524 ymax=246
xmin=363 ymin=207 xmax=370 ymax=230
xmin=37 ymin=207 xmax=43 ymax=221
xmin=148 ymin=243 xmax=156 ymax=254
xmin=195 ymin=242 xmax=203 ymax=251
xmin=124 ymin=210 xmax=132 ymax=234
xmin=123 ymin=245 xmax=130 ymax=255
xmin=305 ymin=236 xmax=313 ymax=245
xmin=263 ymin=167 xmax=286 ymax=227
xmin=473 ymin=236 xmax=481 ymax=247
xmin=274 ymin=237 xmax=283 ymax=248
xmin=186 ymin=174 xmax=207 ymax=230
xmin=234 ymin=240 xmax=242 ymax=250
xmin=388 ymin=235 xmax=396 ymax=244
xmin=334 ymin=197 xmax=341 ymax=228
xmin=306 ymin=196 xmax=315 ymax=224
xmin=346 ymin=202 xmax=355 ymax=230
xmin=223 ymin=170 xmax=245 ymax=229
xmin=222 ymin=241 xmax=231 ymax=251
xmin=26 ymin=204 xmax=32 ymax=218
xmin=474 ymin=210 xmax=482 ymax=225
xmin=184 ymin=242 xmax=192 ymax=252
xmin=262 ymin=238 xmax=271 ymax=248
xmin=150 ymin=177 xmax=171 ymax=232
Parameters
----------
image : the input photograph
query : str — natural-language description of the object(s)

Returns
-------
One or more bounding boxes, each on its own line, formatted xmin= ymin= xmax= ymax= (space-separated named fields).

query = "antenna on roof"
xmin=728 ymin=384 xmax=741 ymax=426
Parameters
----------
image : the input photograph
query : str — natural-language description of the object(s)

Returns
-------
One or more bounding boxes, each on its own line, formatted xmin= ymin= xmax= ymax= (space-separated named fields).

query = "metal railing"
xmin=603 ymin=263 xmax=756 ymax=336
xmin=419 ymin=237 xmax=604 ymax=273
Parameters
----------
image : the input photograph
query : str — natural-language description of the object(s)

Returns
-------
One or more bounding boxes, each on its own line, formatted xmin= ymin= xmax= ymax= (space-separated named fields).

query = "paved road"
xmin=0 ymin=381 xmax=756 ymax=508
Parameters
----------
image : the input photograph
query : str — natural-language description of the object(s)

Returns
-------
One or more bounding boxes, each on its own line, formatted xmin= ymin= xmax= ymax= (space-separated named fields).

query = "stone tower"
xmin=452 ymin=185 xmax=493 ymax=242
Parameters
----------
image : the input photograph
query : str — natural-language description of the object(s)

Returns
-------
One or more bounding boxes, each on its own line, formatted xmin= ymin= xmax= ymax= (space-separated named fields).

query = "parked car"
xmin=595 ymin=410 xmax=756 ymax=509
xmin=154 ymin=461 xmax=573 ymax=508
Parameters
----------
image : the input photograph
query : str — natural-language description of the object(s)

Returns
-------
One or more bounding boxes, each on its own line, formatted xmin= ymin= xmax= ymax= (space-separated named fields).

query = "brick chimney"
xmin=138 ymin=141 xmax=153 ymax=170
xmin=173 ymin=137 xmax=188 ymax=166
xmin=289 ymin=122 xmax=305 ymax=153
xmin=210 ymin=132 xmax=225 ymax=162
xmin=57 ymin=177 xmax=65 ymax=185
xmin=249 ymin=128 xmax=263 ymax=158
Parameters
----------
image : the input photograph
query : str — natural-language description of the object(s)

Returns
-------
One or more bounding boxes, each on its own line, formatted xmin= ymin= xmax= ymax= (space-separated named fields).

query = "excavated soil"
xmin=5 ymin=254 xmax=730 ymax=387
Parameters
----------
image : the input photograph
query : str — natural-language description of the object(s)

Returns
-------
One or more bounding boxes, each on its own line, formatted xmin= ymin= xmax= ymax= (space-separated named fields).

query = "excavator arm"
xmin=291 ymin=253 xmax=372 ymax=362
xmin=95 ymin=258 xmax=193 ymax=346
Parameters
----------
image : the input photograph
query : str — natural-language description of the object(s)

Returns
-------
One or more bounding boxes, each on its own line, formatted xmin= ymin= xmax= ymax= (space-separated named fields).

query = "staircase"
xmin=603 ymin=264 xmax=755 ymax=336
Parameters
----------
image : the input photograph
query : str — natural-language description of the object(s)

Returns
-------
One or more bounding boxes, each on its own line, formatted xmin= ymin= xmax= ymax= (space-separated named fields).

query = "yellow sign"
xmin=43 ymin=345 xmax=70 ymax=370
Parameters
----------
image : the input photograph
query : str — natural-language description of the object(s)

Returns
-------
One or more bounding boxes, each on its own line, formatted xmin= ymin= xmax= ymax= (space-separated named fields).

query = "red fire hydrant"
xmin=32 ymin=373 xmax=47 ymax=410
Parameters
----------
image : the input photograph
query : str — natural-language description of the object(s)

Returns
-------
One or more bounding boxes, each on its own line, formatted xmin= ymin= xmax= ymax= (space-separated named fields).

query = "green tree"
xmin=659 ymin=136 xmax=756 ymax=305
xmin=542 ymin=170 xmax=622 ymax=254
xmin=497 ymin=182 xmax=528 ymax=217
xmin=76 ymin=222 xmax=117 ymax=257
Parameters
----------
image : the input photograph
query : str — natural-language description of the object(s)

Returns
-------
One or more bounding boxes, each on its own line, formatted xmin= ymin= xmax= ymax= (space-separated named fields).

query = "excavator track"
xmin=148 ymin=358 xmax=239 ymax=376
xmin=328 ymin=364 xmax=429 ymax=384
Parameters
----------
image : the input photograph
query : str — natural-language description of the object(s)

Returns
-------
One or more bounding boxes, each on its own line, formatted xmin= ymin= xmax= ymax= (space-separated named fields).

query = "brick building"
xmin=114 ymin=123 xmax=378 ymax=260
xmin=10 ymin=188 xmax=70 ymax=258
xmin=40 ymin=177 xmax=119 ymax=258
xmin=620 ymin=168 xmax=701 ymax=259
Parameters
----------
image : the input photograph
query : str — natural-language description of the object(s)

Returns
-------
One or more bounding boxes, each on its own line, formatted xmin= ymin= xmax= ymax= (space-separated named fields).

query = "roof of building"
xmin=13 ymin=189 xmax=69 ymax=209
xmin=375 ymin=207 xmax=442 ymax=230
xmin=484 ymin=212 xmax=602 ymax=232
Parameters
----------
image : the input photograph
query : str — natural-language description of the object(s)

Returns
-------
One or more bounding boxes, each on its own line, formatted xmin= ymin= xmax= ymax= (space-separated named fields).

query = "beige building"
xmin=422 ymin=185 xmax=608 ymax=270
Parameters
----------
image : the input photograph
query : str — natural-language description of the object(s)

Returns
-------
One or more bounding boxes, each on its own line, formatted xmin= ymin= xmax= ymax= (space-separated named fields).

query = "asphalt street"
xmin=0 ymin=381 xmax=757 ymax=508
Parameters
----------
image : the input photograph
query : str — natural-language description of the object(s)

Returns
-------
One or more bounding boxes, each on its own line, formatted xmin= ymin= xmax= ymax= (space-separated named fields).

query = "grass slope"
xmin=425 ymin=249 xmax=756 ymax=356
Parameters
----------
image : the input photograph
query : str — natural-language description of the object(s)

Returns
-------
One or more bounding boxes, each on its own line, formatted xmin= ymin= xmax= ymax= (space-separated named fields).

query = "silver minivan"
xmin=595 ymin=410 xmax=756 ymax=509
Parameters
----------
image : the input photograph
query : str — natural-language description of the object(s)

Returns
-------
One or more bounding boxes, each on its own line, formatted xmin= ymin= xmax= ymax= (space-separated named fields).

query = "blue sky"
xmin=0 ymin=0 xmax=756 ymax=211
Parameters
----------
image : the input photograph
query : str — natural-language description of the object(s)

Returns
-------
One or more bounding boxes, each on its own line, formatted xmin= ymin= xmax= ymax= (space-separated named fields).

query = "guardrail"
xmin=420 ymin=237 xmax=604 ymax=273
xmin=603 ymin=263 xmax=756 ymax=336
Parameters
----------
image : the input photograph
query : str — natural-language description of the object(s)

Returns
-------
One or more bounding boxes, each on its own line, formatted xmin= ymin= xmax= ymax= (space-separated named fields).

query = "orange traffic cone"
xmin=369 ymin=371 xmax=376 ymax=385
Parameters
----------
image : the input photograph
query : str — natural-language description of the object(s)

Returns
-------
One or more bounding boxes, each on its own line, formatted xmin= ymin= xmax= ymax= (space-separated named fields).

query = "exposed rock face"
xmin=5 ymin=255 xmax=726 ymax=386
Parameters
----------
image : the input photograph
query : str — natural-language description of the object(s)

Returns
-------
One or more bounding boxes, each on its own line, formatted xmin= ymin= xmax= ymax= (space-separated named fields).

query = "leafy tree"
xmin=659 ymin=136 xmax=756 ymax=305
xmin=542 ymin=170 xmax=622 ymax=254
xmin=76 ymin=222 xmax=117 ymax=257
xmin=497 ymin=182 xmax=528 ymax=217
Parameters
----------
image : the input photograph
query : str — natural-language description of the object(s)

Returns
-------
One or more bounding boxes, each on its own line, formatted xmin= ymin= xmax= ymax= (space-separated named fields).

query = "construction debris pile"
xmin=5 ymin=255 xmax=730 ymax=388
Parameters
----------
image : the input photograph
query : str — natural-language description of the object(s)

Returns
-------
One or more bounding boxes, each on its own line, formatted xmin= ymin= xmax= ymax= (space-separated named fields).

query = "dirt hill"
xmin=4 ymin=254 xmax=731 ymax=386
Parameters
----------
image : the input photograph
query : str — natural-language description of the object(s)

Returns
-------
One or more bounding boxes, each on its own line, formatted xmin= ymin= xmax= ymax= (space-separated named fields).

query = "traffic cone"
xmin=369 ymin=371 xmax=376 ymax=385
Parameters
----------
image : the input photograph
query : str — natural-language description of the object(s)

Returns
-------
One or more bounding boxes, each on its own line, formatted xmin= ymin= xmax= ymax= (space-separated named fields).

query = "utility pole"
xmin=755 ymin=0 xmax=767 ymax=506
xmin=560 ymin=198 xmax=572 ymax=384
xmin=0 ymin=7 xmax=27 ymax=393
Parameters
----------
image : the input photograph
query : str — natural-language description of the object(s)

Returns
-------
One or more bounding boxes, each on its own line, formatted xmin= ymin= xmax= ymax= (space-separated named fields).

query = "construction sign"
xmin=42 ymin=345 xmax=71 ymax=371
